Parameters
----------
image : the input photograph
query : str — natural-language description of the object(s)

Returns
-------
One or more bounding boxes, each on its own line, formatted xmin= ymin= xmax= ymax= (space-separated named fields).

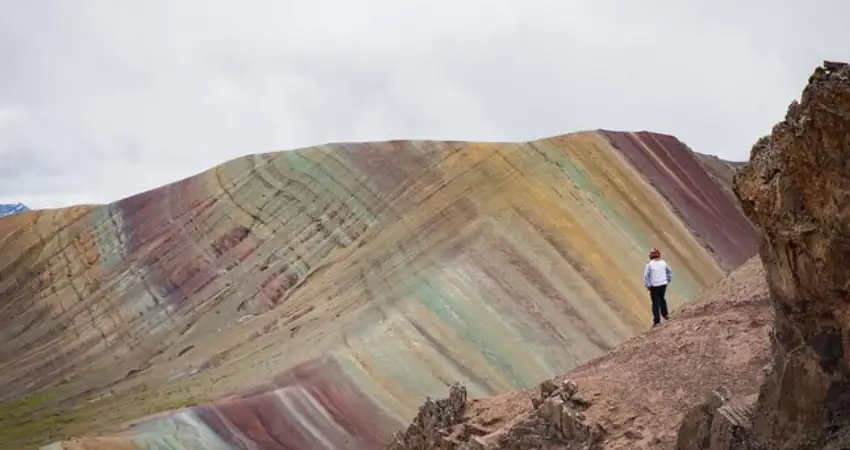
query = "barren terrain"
xmin=387 ymin=257 xmax=771 ymax=449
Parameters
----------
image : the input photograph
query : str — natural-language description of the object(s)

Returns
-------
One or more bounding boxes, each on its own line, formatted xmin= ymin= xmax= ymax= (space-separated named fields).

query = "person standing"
xmin=643 ymin=248 xmax=672 ymax=327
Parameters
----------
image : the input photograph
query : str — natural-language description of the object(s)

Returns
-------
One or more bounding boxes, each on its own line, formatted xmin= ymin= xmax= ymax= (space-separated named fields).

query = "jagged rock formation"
xmin=493 ymin=379 xmax=606 ymax=449
xmin=386 ymin=378 xmax=606 ymax=450
xmin=672 ymin=61 xmax=850 ymax=450
xmin=0 ymin=130 xmax=757 ymax=449
xmin=384 ymin=383 xmax=470 ymax=450
xmin=729 ymin=61 xmax=850 ymax=449
xmin=387 ymin=256 xmax=773 ymax=450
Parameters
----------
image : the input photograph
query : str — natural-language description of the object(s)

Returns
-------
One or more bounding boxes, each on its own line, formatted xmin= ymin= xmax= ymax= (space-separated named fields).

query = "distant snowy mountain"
xmin=0 ymin=203 xmax=29 ymax=218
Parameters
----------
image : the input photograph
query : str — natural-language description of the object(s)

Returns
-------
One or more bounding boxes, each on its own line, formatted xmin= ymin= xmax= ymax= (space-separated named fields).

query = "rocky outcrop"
xmin=731 ymin=60 xmax=850 ymax=449
xmin=676 ymin=387 xmax=758 ymax=450
xmin=493 ymin=378 xmax=606 ymax=449
xmin=385 ymin=383 xmax=470 ymax=450
xmin=385 ymin=379 xmax=606 ymax=450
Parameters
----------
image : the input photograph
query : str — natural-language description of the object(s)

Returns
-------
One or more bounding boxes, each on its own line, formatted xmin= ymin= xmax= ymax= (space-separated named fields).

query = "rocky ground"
xmin=386 ymin=256 xmax=773 ymax=449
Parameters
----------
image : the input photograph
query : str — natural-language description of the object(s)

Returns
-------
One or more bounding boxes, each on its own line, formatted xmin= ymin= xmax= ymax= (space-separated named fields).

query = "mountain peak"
xmin=0 ymin=203 xmax=29 ymax=218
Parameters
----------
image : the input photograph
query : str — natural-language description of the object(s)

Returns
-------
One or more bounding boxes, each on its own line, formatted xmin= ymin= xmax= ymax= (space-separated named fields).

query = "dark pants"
xmin=649 ymin=284 xmax=669 ymax=325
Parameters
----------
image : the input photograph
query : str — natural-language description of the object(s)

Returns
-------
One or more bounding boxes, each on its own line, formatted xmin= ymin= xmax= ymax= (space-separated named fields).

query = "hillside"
xmin=0 ymin=129 xmax=757 ymax=449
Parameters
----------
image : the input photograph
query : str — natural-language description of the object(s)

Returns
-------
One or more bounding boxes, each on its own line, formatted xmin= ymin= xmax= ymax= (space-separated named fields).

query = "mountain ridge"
xmin=0 ymin=203 xmax=29 ymax=218
xmin=0 ymin=129 xmax=757 ymax=449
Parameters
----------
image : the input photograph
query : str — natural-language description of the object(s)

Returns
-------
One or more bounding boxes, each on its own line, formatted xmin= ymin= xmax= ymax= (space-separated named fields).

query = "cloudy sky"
xmin=1 ymin=0 xmax=847 ymax=209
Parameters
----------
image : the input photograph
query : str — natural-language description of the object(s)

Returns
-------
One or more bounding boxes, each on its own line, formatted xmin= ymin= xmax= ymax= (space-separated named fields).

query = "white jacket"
xmin=644 ymin=259 xmax=672 ymax=287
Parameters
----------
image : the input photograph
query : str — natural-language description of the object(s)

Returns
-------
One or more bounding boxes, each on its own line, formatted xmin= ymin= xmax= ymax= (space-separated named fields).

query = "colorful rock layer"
xmin=0 ymin=130 xmax=757 ymax=449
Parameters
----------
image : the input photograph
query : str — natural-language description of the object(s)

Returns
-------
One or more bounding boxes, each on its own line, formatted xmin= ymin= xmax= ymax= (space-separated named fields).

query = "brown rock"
xmin=623 ymin=429 xmax=643 ymax=440
xmin=385 ymin=383 xmax=469 ymax=450
xmin=676 ymin=388 xmax=758 ymax=450
xmin=710 ymin=398 xmax=756 ymax=449
xmin=539 ymin=378 xmax=560 ymax=399
xmin=568 ymin=392 xmax=591 ymax=410
xmin=482 ymin=381 xmax=605 ymax=449
xmin=733 ymin=60 xmax=850 ymax=449
xmin=562 ymin=379 xmax=579 ymax=399
xmin=464 ymin=436 xmax=488 ymax=450
xmin=677 ymin=389 xmax=727 ymax=450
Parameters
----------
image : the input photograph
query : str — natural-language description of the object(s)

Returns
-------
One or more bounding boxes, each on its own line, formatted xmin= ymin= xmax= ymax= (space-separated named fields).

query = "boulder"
xmin=676 ymin=387 xmax=758 ymax=450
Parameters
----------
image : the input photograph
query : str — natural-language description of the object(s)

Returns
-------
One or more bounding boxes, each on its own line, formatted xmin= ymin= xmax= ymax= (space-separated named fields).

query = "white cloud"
xmin=1 ymin=0 xmax=848 ymax=209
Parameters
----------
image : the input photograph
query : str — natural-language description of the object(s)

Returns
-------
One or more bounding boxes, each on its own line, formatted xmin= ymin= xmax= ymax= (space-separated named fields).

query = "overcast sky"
xmin=1 ymin=0 xmax=848 ymax=209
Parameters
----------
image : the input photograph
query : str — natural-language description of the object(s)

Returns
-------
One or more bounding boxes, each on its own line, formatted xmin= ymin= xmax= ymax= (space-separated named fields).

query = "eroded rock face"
xmin=495 ymin=378 xmax=605 ymax=449
xmin=733 ymin=60 xmax=850 ymax=449
xmin=385 ymin=383 xmax=469 ymax=450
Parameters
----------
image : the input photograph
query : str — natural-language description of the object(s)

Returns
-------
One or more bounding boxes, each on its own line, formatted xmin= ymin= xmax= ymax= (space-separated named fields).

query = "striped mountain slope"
xmin=0 ymin=130 xmax=757 ymax=449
